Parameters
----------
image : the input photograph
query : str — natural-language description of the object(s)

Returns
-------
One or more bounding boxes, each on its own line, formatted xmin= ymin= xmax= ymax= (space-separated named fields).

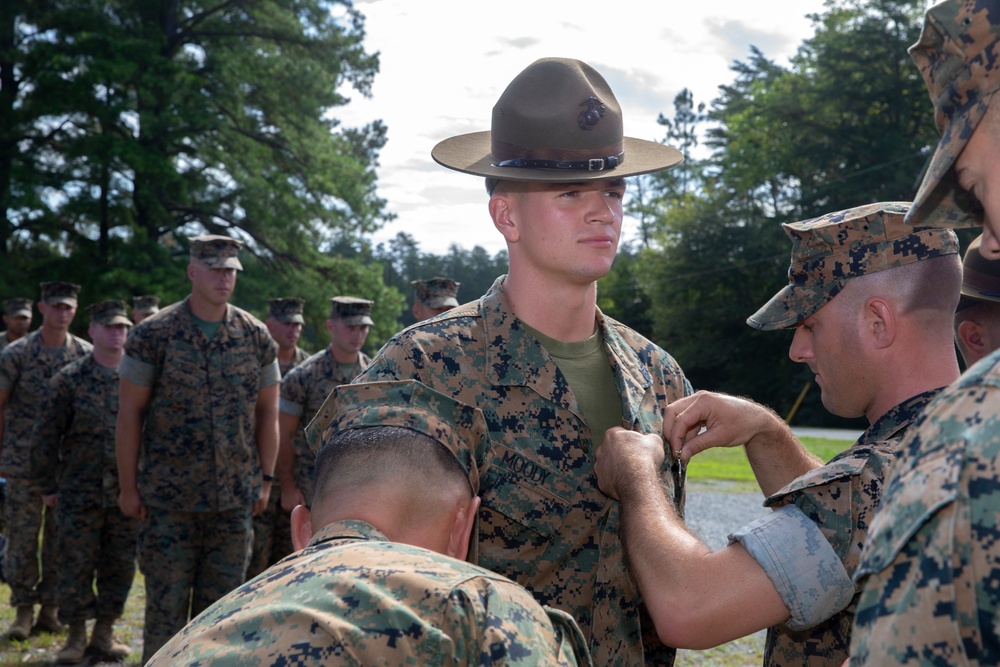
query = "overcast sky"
xmin=337 ymin=0 xmax=833 ymax=256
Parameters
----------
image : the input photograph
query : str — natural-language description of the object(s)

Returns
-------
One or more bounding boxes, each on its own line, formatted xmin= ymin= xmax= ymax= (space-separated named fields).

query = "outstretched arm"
xmin=596 ymin=427 xmax=791 ymax=649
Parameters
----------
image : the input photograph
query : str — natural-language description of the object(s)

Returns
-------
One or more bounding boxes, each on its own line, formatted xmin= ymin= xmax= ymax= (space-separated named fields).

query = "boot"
xmin=88 ymin=617 xmax=131 ymax=659
xmin=5 ymin=606 xmax=33 ymax=640
xmin=33 ymin=604 xmax=63 ymax=633
xmin=55 ymin=621 xmax=87 ymax=664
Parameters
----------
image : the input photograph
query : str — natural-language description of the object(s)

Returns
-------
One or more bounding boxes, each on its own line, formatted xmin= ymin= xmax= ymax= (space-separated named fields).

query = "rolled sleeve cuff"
xmin=260 ymin=359 xmax=280 ymax=388
xmin=119 ymin=355 xmax=155 ymax=387
xmin=279 ymin=397 xmax=304 ymax=417
xmin=728 ymin=503 xmax=854 ymax=631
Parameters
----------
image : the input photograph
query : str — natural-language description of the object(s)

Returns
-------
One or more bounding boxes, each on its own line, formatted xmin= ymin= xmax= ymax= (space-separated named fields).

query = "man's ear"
xmin=957 ymin=319 xmax=988 ymax=356
xmin=489 ymin=195 xmax=520 ymax=243
xmin=290 ymin=505 xmax=313 ymax=552
xmin=446 ymin=495 xmax=481 ymax=561
xmin=865 ymin=297 xmax=896 ymax=349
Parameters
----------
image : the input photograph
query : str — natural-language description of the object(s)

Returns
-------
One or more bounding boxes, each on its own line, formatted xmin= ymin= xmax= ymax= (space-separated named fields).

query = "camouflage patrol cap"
xmin=268 ymin=297 xmax=305 ymax=324
xmin=188 ymin=234 xmax=244 ymax=270
xmin=958 ymin=233 xmax=1000 ymax=310
xmin=320 ymin=380 xmax=492 ymax=496
xmin=131 ymin=295 xmax=160 ymax=315
xmin=3 ymin=298 xmax=32 ymax=318
xmin=906 ymin=0 xmax=1000 ymax=228
xmin=411 ymin=277 xmax=461 ymax=309
xmin=330 ymin=296 xmax=374 ymax=326
xmin=87 ymin=299 xmax=133 ymax=326
xmin=748 ymin=202 xmax=960 ymax=330
xmin=39 ymin=281 xmax=81 ymax=307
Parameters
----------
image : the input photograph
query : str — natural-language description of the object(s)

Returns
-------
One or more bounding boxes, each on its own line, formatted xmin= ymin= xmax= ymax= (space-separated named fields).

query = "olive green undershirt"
xmin=190 ymin=311 xmax=222 ymax=340
xmin=521 ymin=321 xmax=622 ymax=450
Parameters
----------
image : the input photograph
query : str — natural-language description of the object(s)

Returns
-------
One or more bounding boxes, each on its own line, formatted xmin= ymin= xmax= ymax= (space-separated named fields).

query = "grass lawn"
xmin=0 ymin=436 xmax=849 ymax=666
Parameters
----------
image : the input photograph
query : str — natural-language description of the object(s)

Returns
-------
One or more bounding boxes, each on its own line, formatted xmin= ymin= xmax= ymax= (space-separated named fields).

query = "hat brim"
xmin=193 ymin=257 xmax=244 ymax=271
xmin=102 ymin=315 xmax=134 ymax=326
xmin=339 ymin=316 xmax=374 ymax=326
xmin=747 ymin=281 xmax=846 ymax=331
xmin=276 ymin=314 xmax=305 ymax=324
xmin=906 ymin=90 xmax=996 ymax=229
xmin=45 ymin=297 xmax=78 ymax=307
xmin=425 ymin=297 xmax=459 ymax=308
xmin=8 ymin=308 xmax=31 ymax=318
xmin=432 ymin=132 xmax=684 ymax=181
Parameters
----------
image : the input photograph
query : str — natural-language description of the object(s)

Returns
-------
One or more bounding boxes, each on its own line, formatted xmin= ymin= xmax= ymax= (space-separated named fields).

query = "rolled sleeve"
xmin=259 ymin=359 xmax=280 ymax=388
xmin=119 ymin=354 xmax=156 ymax=387
xmin=278 ymin=397 xmax=304 ymax=417
xmin=729 ymin=503 xmax=854 ymax=631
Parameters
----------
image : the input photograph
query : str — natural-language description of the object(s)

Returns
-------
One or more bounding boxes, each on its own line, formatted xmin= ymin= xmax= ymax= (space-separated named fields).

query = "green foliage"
xmin=686 ymin=437 xmax=851 ymax=487
xmin=1 ymin=0 xmax=392 ymax=319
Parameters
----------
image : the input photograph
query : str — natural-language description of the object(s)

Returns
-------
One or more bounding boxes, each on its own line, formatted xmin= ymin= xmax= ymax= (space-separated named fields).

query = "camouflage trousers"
xmin=56 ymin=502 xmax=138 ymax=624
xmin=246 ymin=484 xmax=293 ymax=580
xmin=4 ymin=477 xmax=58 ymax=607
xmin=139 ymin=506 xmax=251 ymax=663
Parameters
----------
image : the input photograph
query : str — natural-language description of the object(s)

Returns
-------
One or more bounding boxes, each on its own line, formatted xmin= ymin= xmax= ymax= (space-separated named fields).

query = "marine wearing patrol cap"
xmin=748 ymin=201 xmax=960 ymax=330
xmin=269 ymin=297 xmax=305 ymax=324
xmin=87 ymin=299 xmax=133 ymax=327
xmin=132 ymin=296 xmax=161 ymax=317
xmin=906 ymin=0 xmax=1000 ymax=228
xmin=329 ymin=296 xmax=373 ymax=326
xmin=411 ymin=278 xmax=461 ymax=310
xmin=3 ymin=298 xmax=32 ymax=319
xmin=318 ymin=380 xmax=492 ymax=496
xmin=188 ymin=234 xmax=244 ymax=270
xmin=40 ymin=281 xmax=81 ymax=307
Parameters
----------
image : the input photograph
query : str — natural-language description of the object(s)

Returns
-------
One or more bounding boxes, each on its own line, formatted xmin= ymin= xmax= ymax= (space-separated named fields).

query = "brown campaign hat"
xmin=268 ymin=297 xmax=305 ymax=324
xmin=329 ymin=296 xmax=373 ymax=326
xmin=131 ymin=295 xmax=160 ymax=315
xmin=749 ymin=202 xmax=960 ymax=330
xmin=188 ymin=234 xmax=244 ymax=270
xmin=3 ymin=298 xmax=32 ymax=318
xmin=87 ymin=299 xmax=133 ymax=326
xmin=958 ymin=233 xmax=1000 ymax=310
xmin=432 ymin=57 xmax=683 ymax=182
xmin=906 ymin=0 xmax=1000 ymax=228
xmin=39 ymin=281 xmax=81 ymax=307
xmin=411 ymin=277 xmax=460 ymax=309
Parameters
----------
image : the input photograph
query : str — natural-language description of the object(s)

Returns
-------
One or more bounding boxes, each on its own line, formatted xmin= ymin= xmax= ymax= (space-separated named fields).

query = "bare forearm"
xmin=115 ymin=408 xmax=142 ymax=491
xmin=743 ymin=417 xmax=823 ymax=497
xmin=255 ymin=386 xmax=280 ymax=476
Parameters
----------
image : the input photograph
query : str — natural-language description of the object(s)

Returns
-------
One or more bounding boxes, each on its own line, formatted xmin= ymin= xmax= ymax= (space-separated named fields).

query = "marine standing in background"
xmin=115 ymin=235 xmax=280 ymax=663
xmin=264 ymin=297 xmax=310 ymax=376
xmin=0 ymin=298 xmax=33 ymax=350
xmin=130 ymin=296 xmax=160 ymax=325
xmin=277 ymin=297 xmax=372 ymax=513
xmin=33 ymin=300 xmax=138 ymax=664
xmin=246 ymin=296 xmax=311 ymax=578
xmin=0 ymin=282 xmax=91 ymax=640
xmin=953 ymin=233 xmax=1000 ymax=367
xmin=410 ymin=277 xmax=460 ymax=321
xmin=323 ymin=57 xmax=692 ymax=665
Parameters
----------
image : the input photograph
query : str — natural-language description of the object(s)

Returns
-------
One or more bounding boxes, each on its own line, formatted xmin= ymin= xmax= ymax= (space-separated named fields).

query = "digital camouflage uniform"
xmin=280 ymin=347 xmax=370 ymax=505
xmin=119 ymin=294 xmax=278 ymax=659
xmin=147 ymin=520 xmax=592 ymax=667
xmin=744 ymin=390 xmax=940 ymax=667
xmin=0 ymin=330 xmax=17 ymax=351
xmin=851 ymin=355 xmax=1000 ymax=665
xmin=314 ymin=276 xmax=691 ymax=666
xmin=0 ymin=326 xmax=91 ymax=608
xmin=32 ymin=352 xmax=137 ymax=625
